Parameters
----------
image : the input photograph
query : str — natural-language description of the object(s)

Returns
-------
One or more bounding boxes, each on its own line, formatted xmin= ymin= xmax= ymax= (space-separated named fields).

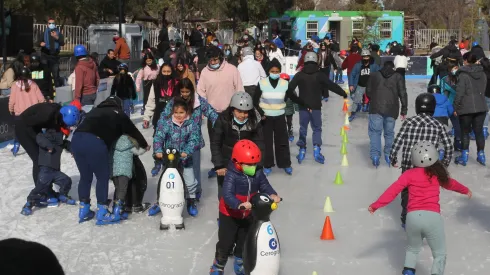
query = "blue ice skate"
xmin=187 ymin=199 xmax=198 ymax=217
xmin=323 ymin=97 xmax=329 ymax=102
xmin=477 ymin=151 xmax=486 ymax=166
xmin=59 ymin=195 xmax=76 ymax=205
xmin=439 ymin=150 xmax=445 ymax=161
xmin=469 ymin=131 xmax=476 ymax=140
xmin=263 ymin=168 xmax=272 ymax=176
xmin=209 ymin=259 xmax=224 ymax=275
xmin=337 ymin=79 xmax=345 ymax=84
xmin=20 ymin=202 xmax=33 ymax=216
xmin=148 ymin=203 xmax=161 ymax=216
xmin=313 ymin=145 xmax=325 ymax=164
xmin=296 ymin=147 xmax=306 ymax=164
xmin=78 ymin=202 xmax=95 ymax=223
xmin=196 ymin=190 xmax=202 ymax=202
xmin=371 ymin=156 xmax=380 ymax=168
xmin=455 ymin=150 xmax=469 ymax=166
xmin=11 ymin=140 xmax=20 ymax=157
xmin=95 ymin=204 xmax=120 ymax=225
xmin=289 ymin=135 xmax=294 ymax=142
xmin=113 ymin=200 xmax=129 ymax=220
xmin=234 ymin=257 xmax=245 ymax=275
xmin=140 ymin=107 xmax=145 ymax=116
xmin=151 ymin=163 xmax=161 ymax=177
xmin=284 ymin=167 xmax=293 ymax=175
xmin=46 ymin=197 xmax=59 ymax=208
xmin=348 ymin=112 xmax=357 ymax=122
xmin=362 ymin=103 xmax=369 ymax=112
xmin=288 ymin=129 xmax=294 ymax=142
xmin=402 ymin=268 xmax=415 ymax=275
xmin=484 ymin=127 xmax=489 ymax=140
xmin=384 ymin=155 xmax=391 ymax=167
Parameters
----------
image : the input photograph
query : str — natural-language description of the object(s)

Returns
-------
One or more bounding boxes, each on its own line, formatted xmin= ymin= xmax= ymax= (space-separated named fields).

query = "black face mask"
xmin=362 ymin=59 xmax=370 ymax=64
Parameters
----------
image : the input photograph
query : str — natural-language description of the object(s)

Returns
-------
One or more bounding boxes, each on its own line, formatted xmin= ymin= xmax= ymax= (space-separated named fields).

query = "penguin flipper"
xmin=243 ymin=221 xmax=261 ymax=274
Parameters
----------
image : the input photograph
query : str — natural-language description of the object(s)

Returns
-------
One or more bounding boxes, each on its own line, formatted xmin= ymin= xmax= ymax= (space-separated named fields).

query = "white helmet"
xmin=361 ymin=49 xmax=371 ymax=56
xmin=411 ymin=141 xmax=439 ymax=167
xmin=304 ymin=51 xmax=318 ymax=63
xmin=230 ymin=92 xmax=253 ymax=111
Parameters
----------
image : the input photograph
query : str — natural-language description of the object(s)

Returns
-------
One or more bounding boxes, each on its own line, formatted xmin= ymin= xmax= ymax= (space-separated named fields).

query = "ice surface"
xmin=1 ymin=79 xmax=490 ymax=275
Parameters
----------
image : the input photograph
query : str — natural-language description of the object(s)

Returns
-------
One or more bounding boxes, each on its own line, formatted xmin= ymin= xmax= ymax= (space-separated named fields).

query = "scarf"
xmin=44 ymin=28 xmax=60 ymax=51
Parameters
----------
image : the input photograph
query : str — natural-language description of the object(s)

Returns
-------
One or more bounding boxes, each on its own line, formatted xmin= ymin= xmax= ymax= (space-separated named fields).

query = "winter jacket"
xmin=433 ymin=93 xmax=454 ymax=118
xmin=366 ymin=65 xmax=408 ymax=119
xmin=75 ymin=100 xmax=148 ymax=149
xmin=255 ymin=78 xmax=305 ymax=117
xmin=190 ymin=29 xmax=204 ymax=47
xmin=341 ymin=53 xmax=362 ymax=75
xmin=197 ymin=60 xmax=244 ymax=113
xmin=18 ymin=102 xmax=62 ymax=130
xmin=143 ymin=79 xmax=179 ymax=127
xmin=317 ymin=49 xmax=337 ymax=70
xmin=74 ymin=58 xmax=100 ymax=101
xmin=288 ymin=62 xmax=347 ymax=110
xmin=349 ymin=61 xmax=381 ymax=89
xmin=99 ymin=56 xmax=121 ymax=78
xmin=31 ymin=66 xmax=55 ymax=100
xmin=430 ymin=43 xmax=462 ymax=66
xmin=176 ymin=68 xmax=196 ymax=90
xmin=370 ymin=168 xmax=469 ymax=214
xmin=454 ymin=64 xmax=489 ymax=115
xmin=220 ymin=161 xmax=277 ymax=219
xmin=440 ymin=76 xmax=457 ymax=103
xmin=211 ymin=109 xmax=265 ymax=169
xmin=160 ymin=95 xmax=218 ymax=150
xmin=238 ymin=56 xmax=267 ymax=86
xmin=0 ymin=67 xmax=15 ymax=89
xmin=36 ymin=129 xmax=64 ymax=170
xmin=40 ymin=28 xmax=64 ymax=56
xmin=111 ymin=74 xmax=136 ymax=100
xmin=8 ymin=81 xmax=45 ymax=116
xmin=111 ymin=135 xmax=146 ymax=178
xmin=114 ymin=38 xmax=130 ymax=60
xmin=135 ymin=65 xmax=159 ymax=92
xmin=153 ymin=115 xmax=201 ymax=167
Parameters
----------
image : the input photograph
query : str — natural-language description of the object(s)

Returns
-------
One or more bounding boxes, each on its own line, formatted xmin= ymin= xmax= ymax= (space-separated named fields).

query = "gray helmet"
xmin=304 ymin=51 xmax=318 ymax=63
xmin=361 ymin=49 xmax=371 ymax=56
xmin=230 ymin=92 xmax=253 ymax=111
xmin=242 ymin=47 xmax=253 ymax=57
xmin=411 ymin=141 xmax=439 ymax=167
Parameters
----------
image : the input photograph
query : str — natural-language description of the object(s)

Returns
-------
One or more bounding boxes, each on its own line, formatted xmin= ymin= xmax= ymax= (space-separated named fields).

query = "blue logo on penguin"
xmin=169 ymin=173 xmax=175 ymax=179
xmin=267 ymin=225 xmax=274 ymax=235
xmin=268 ymin=238 xmax=278 ymax=250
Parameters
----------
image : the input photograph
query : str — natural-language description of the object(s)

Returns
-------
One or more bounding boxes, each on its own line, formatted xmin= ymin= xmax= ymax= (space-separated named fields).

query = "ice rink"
xmin=1 ymin=79 xmax=489 ymax=275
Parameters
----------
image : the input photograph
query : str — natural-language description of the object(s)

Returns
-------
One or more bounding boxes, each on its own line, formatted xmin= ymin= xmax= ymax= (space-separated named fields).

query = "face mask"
xmin=48 ymin=23 xmax=56 ymax=29
xmin=171 ymin=47 xmax=175 ymax=51
xmin=225 ymin=50 xmax=230 ymax=55
xmin=451 ymin=69 xmax=458 ymax=75
xmin=233 ymin=117 xmax=248 ymax=125
xmin=241 ymin=164 xmax=257 ymax=176
xmin=209 ymin=63 xmax=220 ymax=70
xmin=212 ymin=42 xmax=218 ymax=46
xmin=269 ymin=73 xmax=280 ymax=80
xmin=363 ymin=59 xmax=370 ymax=63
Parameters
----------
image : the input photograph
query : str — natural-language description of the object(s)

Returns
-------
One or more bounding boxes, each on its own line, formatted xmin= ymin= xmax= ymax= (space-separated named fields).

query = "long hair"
xmin=424 ymin=161 xmax=450 ymax=187
xmin=141 ymin=52 xmax=158 ymax=71
xmin=174 ymin=78 xmax=196 ymax=114
xmin=224 ymin=106 xmax=259 ymax=129
xmin=155 ymin=63 xmax=177 ymax=91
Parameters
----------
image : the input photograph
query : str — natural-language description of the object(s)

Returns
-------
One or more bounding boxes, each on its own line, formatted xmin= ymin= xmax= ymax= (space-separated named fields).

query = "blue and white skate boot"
xmin=148 ymin=203 xmax=161 ymax=216
xmin=20 ymin=202 xmax=33 ymax=216
xmin=484 ymin=127 xmax=489 ymax=140
xmin=289 ymin=135 xmax=294 ymax=142
xmin=263 ymin=168 xmax=272 ymax=176
xmin=371 ymin=156 xmax=380 ymax=168
xmin=384 ymin=155 xmax=391 ymax=167
xmin=477 ymin=150 xmax=486 ymax=166
xmin=46 ymin=197 xmax=59 ymax=208
xmin=470 ymin=131 xmax=476 ymax=140
xmin=313 ymin=145 xmax=325 ymax=164
xmin=95 ymin=204 xmax=120 ymax=225
xmin=455 ymin=150 xmax=469 ymax=166
xmin=439 ymin=150 xmax=445 ymax=161
xmin=209 ymin=259 xmax=224 ymax=275
xmin=187 ymin=199 xmax=198 ymax=217
xmin=11 ymin=140 xmax=20 ymax=157
xmin=113 ymin=200 xmax=129 ymax=220
xmin=208 ymin=169 xmax=217 ymax=178
xmin=402 ymin=268 xmax=415 ymax=275
xmin=296 ymin=147 xmax=306 ymax=164
xmin=348 ymin=112 xmax=357 ymax=122
xmin=78 ymin=202 xmax=95 ymax=223
xmin=151 ymin=163 xmax=161 ymax=177
xmin=284 ymin=167 xmax=293 ymax=175
xmin=234 ymin=257 xmax=245 ymax=275
xmin=59 ymin=195 xmax=76 ymax=205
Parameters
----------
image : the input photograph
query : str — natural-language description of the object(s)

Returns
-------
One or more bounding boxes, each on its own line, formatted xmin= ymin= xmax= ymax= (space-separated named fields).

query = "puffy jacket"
xmin=36 ymin=129 xmax=64 ymax=170
xmin=366 ymin=65 xmax=408 ymax=119
xmin=287 ymin=62 xmax=347 ymax=110
xmin=454 ymin=64 xmax=489 ymax=115
xmin=111 ymin=135 xmax=146 ymax=178
xmin=220 ymin=161 xmax=277 ymax=219
xmin=433 ymin=93 xmax=454 ymax=118
xmin=211 ymin=109 xmax=264 ymax=169
xmin=349 ymin=61 xmax=381 ymax=89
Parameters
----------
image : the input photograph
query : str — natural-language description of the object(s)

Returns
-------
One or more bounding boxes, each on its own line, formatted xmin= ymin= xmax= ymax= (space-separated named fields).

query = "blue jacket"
xmin=433 ymin=93 xmax=454 ymax=118
xmin=220 ymin=161 xmax=277 ymax=219
xmin=349 ymin=61 xmax=381 ymax=89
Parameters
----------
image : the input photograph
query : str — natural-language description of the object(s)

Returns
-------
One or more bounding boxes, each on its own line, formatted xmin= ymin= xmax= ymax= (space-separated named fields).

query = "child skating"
xmin=369 ymin=141 xmax=471 ymax=275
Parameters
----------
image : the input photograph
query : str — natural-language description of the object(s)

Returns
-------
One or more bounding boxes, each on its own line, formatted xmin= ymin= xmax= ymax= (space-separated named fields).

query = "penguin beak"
xmin=168 ymin=154 xmax=175 ymax=161
xmin=271 ymin=202 xmax=278 ymax=211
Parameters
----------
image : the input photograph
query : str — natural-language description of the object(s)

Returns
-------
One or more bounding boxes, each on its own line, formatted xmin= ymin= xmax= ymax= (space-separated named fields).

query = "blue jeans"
xmin=335 ymin=70 xmax=343 ymax=82
xmin=27 ymin=166 xmax=72 ymax=201
xmin=122 ymin=99 xmax=132 ymax=117
xmin=368 ymin=114 xmax=396 ymax=158
xmin=484 ymin=97 xmax=490 ymax=128
xmin=297 ymin=109 xmax=322 ymax=147
xmin=351 ymin=86 xmax=366 ymax=112
xmin=182 ymin=167 xmax=198 ymax=199
xmin=71 ymin=132 xmax=110 ymax=204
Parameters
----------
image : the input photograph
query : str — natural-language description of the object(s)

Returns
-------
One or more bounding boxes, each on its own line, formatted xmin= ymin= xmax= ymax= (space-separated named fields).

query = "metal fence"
xmin=404 ymin=29 xmax=460 ymax=49
xmin=33 ymin=24 xmax=89 ymax=52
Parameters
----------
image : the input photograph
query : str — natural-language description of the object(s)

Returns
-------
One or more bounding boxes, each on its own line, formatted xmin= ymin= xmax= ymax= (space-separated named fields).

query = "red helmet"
xmin=279 ymin=73 xmax=290 ymax=80
xmin=459 ymin=42 xmax=465 ymax=49
xmin=70 ymin=100 xmax=82 ymax=111
xmin=231 ymin=139 xmax=261 ymax=164
xmin=340 ymin=50 xmax=347 ymax=56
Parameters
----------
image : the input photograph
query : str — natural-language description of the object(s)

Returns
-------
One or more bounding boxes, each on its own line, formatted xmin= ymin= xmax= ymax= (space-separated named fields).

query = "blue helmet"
xmin=472 ymin=41 xmax=479 ymax=47
xmin=74 ymin=44 xmax=88 ymax=57
xmin=118 ymin=63 xmax=129 ymax=71
xmin=60 ymin=105 xmax=80 ymax=127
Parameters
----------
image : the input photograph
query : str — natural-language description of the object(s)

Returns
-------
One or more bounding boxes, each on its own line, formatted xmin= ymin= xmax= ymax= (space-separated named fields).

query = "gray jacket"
xmin=36 ymin=129 xmax=64 ymax=170
xmin=454 ymin=65 xmax=489 ymax=115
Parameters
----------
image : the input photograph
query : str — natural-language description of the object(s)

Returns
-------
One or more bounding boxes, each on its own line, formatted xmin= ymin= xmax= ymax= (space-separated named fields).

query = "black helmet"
xmin=20 ymin=67 xmax=31 ymax=79
xmin=118 ymin=63 xmax=128 ymax=72
xmin=30 ymin=54 xmax=41 ymax=63
xmin=415 ymin=93 xmax=436 ymax=115
xmin=427 ymin=84 xmax=441 ymax=94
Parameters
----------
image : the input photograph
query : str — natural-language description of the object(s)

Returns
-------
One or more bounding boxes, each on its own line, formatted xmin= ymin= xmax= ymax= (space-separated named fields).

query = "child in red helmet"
xmin=209 ymin=139 xmax=281 ymax=275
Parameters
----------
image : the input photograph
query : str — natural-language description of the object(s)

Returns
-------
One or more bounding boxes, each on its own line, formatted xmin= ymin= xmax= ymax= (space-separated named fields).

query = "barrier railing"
xmin=404 ymin=29 xmax=460 ymax=49
xmin=33 ymin=24 xmax=89 ymax=53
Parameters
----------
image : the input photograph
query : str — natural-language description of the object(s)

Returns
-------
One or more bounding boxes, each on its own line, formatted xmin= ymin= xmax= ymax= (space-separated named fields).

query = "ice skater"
xmin=369 ymin=141 xmax=471 ymax=275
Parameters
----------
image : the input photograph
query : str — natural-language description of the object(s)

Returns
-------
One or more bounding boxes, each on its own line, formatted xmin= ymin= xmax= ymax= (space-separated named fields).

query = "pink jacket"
xmin=136 ymin=65 xmax=159 ymax=92
xmin=197 ymin=61 xmax=244 ymax=113
xmin=8 ymin=80 xmax=45 ymax=115
xmin=370 ymin=168 xmax=469 ymax=214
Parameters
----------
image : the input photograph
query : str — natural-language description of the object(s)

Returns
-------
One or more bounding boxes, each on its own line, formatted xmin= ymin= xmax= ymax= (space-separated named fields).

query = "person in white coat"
xmin=238 ymin=47 xmax=267 ymax=100
xmin=268 ymin=42 xmax=286 ymax=73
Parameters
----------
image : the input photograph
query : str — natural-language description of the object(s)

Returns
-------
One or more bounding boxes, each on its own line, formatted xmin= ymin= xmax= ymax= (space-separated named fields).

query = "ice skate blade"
xmin=175 ymin=223 xmax=185 ymax=230
xmin=160 ymin=224 xmax=170 ymax=230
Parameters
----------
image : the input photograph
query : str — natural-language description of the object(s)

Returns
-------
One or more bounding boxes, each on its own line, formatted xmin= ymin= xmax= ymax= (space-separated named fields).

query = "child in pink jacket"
xmin=368 ymin=141 xmax=471 ymax=275
xmin=8 ymin=69 xmax=45 ymax=116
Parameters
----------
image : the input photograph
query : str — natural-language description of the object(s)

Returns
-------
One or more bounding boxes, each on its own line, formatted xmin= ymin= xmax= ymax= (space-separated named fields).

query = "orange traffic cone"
xmin=342 ymin=100 xmax=348 ymax=113
xmin=320 ymin=216 xmax=335 ymax=240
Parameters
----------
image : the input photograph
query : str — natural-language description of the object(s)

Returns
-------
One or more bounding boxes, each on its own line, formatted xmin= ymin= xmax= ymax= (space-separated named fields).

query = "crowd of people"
xmin=1 ymin=22 xmax=489 ymax=275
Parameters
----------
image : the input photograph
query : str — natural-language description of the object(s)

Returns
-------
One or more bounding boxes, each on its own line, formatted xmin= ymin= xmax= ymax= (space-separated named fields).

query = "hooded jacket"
xmin=114 ymin=38 xmax=130 ymax=60
xmin=349 ymin=60 xmax=381 ymax=89
xmin=74 ymin=58 xmax=100 ymax=101
xmin=365 ymin=65 xmax=408 ymax=119
xmin=433 ymin=93 xmax=454 ymax=118
xmin=454 ymin=64 xmax=489 ymax=115
xmin=36 ymin=129 xmax=64 ymax=170
xmin=287 ymin=62 xmax=347 ymax=110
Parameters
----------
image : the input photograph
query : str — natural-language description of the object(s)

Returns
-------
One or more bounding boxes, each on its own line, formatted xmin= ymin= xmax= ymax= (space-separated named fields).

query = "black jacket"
xmin=430 ymin=43 xmax=463 ymax=65
xmin=317 ymin=49 xmax=337 ymax=70
xmin=211 ymin=109 xmax=264 ymax=169
xmin=111 ymin=74 xmax=136 ymax=100
xmin=366 ymin=65 xmax=408 ymax=119
xmin=75 ymin=101 xmax=148 ymax=149
xmin=99 ymin=57 xmax=121 ymax=78
xmin=287 ymin=62 xmax=347 ymax=110
xmin=19 ymin=103 xmax=62 ymax=131
xmin=471 ymin=45 xmax=486 ymax=60
xmin=481 ymin=59 xmax=490 ymax=98
xmin=454 ymin=64 xmax=489 ymax=115
xmin=31 ymin=65 xmax=55 ymax=100
xmin=190 ymin=29 xmax=204 ymax=47
xmin=36 ymin=129 xmax=64 ymax=170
